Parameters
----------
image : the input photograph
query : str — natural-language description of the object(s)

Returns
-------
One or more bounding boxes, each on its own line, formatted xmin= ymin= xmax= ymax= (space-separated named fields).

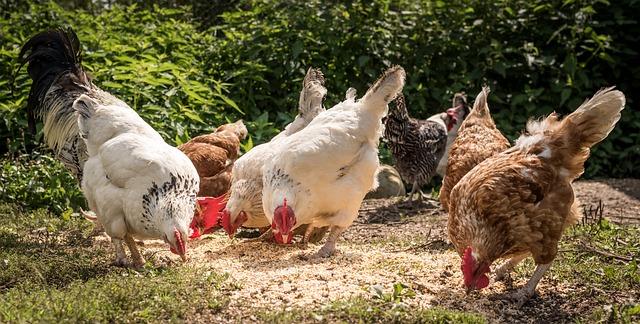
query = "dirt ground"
xmin=103 ymin=178 xmax=640 ymax=323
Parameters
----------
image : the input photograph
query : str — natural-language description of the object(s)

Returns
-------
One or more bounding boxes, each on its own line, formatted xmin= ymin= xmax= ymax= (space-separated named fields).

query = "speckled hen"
xmin=448 ymin=87 xmax=625 ymax=305
xmin=383 ymin=94 xmax=453 ymax=200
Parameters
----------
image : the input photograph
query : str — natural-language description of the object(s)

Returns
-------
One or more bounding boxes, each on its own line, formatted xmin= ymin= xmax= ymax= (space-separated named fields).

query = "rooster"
xmin=262 ymin=66 xmax=405 ymax=257
xmin=383 ymin=93 xmax=454 ymax=200
xmin=20 ymin=28 xmax=219 ymax=266
xmin=178 ymin=120 xmax=248 ymax=197
xmin=222 ymin=68 xmax=327 ymax=240
xmin=448 ymin=88 xmax=625 ymax=305
xmin=439 ymin=87 xmax=510 ymax=212
xmin=436 ymin=93 xmax=469 ymax=177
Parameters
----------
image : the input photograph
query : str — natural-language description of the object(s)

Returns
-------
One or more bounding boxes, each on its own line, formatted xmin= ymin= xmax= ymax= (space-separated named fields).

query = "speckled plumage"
xmin=384 ymin=94 xmax=448 ymax=191
xmin=448 ymin=87 xmax=625 ymax=301
xmin=440 ymin=87 xmax=510 ymax=212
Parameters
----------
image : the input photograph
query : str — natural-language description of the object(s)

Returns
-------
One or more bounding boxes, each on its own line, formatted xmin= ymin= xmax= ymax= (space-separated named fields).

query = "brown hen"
xmin=447 ymin=87 xmax=625 ymax=305
xmin=179 ymin=120 xmax=248 ymax=197
xmin=440 ymin=87 xmax=510 ymax=211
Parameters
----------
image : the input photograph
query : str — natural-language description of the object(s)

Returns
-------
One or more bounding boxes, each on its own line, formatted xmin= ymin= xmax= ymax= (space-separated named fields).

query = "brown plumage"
xmin=439 ymin=87 xmax=510 ymax=211
xmin=448 ymin=87 xmax=625 ymax=304
xmin=179 ymin=120 xmax=248 ymax=197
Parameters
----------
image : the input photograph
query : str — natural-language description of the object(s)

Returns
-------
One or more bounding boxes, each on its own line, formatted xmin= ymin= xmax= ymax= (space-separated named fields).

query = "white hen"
xmin=262 ymin=66 xmax=406 ymax=257
xmin=222 ymin=68 xmax=327 ymax=238
xmin=74 ymin=94 xmax=199 ymax=267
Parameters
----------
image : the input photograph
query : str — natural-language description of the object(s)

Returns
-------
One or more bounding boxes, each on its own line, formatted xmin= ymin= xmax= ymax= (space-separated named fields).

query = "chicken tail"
xmin=517 ymin=87 xmax=625 ymax=179
xmin=19 ymin=28 xmax=92 ymax=153
xmin=452 ymin=92 xmax=467 ymax=108
xmin=361 ymin=66 xmax=406 ymax=117
xmin=298 ymin=67 xmax=327 ymax=118
xmin=469 ymin=86 xmax=491 ymax=118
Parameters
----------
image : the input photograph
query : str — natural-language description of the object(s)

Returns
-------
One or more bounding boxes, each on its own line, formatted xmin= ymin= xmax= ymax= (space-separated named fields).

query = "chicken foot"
xmin=494 ymin=254 xmax=528 ymax=282
xmin=310 ymin=226 xmax=345 ymax=259
xmin=507 ymin=263 xmax=551 ymax=307
xmin=111 ymin=238 xmax=129 ymax=267
xmin=124 ymin=234 xmax=145 ymax=269
xmin=407 ymin=182 xmax=428 ymax=201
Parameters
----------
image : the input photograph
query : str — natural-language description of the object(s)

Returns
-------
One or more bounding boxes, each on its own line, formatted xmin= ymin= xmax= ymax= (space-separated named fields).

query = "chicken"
xmin=436 ymin=93 xmax=469 ymax=177
xmin=222 ymin=67 xmax=327 ymax=239
xmin=20 ymin=28 xmax=216 ymax=266
xmin=178 ymin=120 xmax=248 ymax=197
xmin=262 ymin=66 xmax=406 ymax=257
xmin=439 ymin=87 xmax=510 ymax=211
xmin=383 ymin=93 xmax=451 ymax=200
xmin=75 ymin=94 xmax=204 ymax=267
xmin=447 ymin=87 xmax=625 ymax=304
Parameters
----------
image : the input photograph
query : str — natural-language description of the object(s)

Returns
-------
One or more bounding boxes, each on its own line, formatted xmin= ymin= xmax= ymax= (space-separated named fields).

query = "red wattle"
xmin=476 ymin=274 xmax=490 ymax=289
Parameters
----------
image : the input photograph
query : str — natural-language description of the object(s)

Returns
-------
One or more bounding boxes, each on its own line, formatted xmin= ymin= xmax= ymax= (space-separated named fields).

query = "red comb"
xmin=461 ymin=247 xmax=475 ymax=282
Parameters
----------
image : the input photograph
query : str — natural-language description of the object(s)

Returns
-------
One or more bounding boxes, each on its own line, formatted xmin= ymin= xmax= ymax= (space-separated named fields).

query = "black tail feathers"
xmin=18 ymin=27 xmax=85 ymax=133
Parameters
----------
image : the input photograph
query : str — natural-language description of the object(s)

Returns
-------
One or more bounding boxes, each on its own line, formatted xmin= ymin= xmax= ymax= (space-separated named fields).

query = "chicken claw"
xmin=111 ymin=238 xmax=130 ymax=267
xmin=494 ymin=254 xmax=527 ymax=282
xmin=506 ymin=288 xmax=536 ymax=308
xmin=304 ymin=226 xmax=345 ymax=259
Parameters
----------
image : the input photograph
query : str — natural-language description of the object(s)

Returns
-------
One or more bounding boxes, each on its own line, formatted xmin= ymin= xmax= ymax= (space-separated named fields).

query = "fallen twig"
xmin=579 ymin=242 xmax=634 ymax=262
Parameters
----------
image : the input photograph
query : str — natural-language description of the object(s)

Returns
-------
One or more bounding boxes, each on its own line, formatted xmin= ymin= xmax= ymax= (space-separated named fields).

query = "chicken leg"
xmin=408 ymin=182 xmax=428 ymax=201
xmin=311 ymin=226 xmax=345 ymax=259
xmin=303 ymin=225 xmax=328 ymax=244
xmin=111 ymin=238 xmax=129 ymax=267
xmin=495 ymin=254 xmax=528 ymax=282
xmin=508 ymin=263 xmax=551 ymax=307
xmin=124 ymin=234 xmax=145 ymax=269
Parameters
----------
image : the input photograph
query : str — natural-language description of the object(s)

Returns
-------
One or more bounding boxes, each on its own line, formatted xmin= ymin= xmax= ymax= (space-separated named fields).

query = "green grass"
xmin=0 ymin=204 xmax=235 ymax=323
xmin=549 ymin=219 xmax=640 ymax=291
xmin=259 ymin=296 xmax=486 ymax=324
xmin=1 ymin=204 xmax=638 ymax=322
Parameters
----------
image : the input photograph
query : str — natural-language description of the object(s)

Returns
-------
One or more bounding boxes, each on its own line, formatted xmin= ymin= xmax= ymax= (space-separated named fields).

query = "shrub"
xmin=0 ymin=152 xmax=85 ymax=214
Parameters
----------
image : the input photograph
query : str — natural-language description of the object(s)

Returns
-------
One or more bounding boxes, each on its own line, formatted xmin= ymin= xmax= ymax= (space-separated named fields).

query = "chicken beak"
xmin=180 ymin=253 xmax=187 ymax=262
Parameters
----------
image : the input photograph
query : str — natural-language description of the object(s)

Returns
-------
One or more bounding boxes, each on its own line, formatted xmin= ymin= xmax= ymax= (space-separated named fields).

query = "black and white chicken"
xmin=20 ymin=28 xmax=207 ymax=266
xmin=383 ymin=94 xmax=457 ymax=200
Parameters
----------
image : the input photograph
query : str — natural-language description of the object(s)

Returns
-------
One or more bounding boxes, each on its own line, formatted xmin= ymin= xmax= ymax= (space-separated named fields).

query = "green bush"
xmin=0 ymin=0 xmax=638 ymax=215
xmin=0 ymin=152 xmax=85 ymax=214
xmin=206 ymin=0 xmax=639 ymax=178
xmin=1 ymin=1 xmax=241 ymax=150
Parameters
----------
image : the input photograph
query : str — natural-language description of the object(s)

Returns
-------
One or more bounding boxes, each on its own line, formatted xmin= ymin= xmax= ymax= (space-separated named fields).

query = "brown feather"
xmin=440 ymin=87 xmax=509 ymax=211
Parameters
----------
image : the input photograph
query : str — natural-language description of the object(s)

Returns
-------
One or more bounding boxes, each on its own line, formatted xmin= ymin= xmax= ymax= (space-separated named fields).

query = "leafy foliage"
xmin=0 ymin=152 xmax=85 ymax=214
xmin=0 ymin=1 xmax=240 ymax=151
xmin=206 ymin=0 xmax=639 ymax=178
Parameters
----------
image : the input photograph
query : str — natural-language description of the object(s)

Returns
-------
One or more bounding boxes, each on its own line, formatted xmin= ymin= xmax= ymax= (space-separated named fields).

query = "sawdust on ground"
xmin=116 ymin=178 xmax=640 ymax=323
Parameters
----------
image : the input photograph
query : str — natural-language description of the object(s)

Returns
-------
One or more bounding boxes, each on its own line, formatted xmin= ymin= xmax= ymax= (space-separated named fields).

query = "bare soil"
xmin=100 ymin=178 xmax=640 ymax=323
